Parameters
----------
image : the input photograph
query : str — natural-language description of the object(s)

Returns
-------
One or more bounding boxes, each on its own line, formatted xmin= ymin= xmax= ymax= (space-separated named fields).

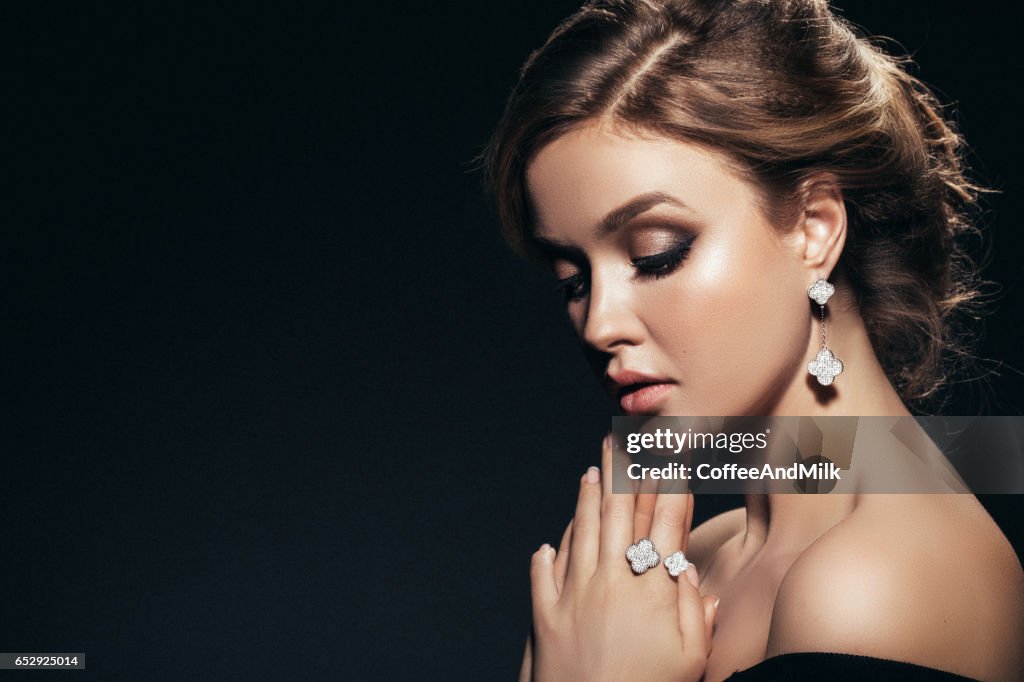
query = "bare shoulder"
xmin=767 ymin=495 xmax=1024 ymax=681
xmin=688 ymin=506 xmax=745 ymax=567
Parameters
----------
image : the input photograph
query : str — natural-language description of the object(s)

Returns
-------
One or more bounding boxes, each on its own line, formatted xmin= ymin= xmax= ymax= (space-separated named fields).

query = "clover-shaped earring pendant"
xmin=808 ymin=279 xmax=835 ymax=306
xmin=664 ymin=551 xmax=690 ymax=577
xmin=808 ymin=348 xmax=844 ymax=386
xmin=625 ymin=538 xmax=660 ymax=575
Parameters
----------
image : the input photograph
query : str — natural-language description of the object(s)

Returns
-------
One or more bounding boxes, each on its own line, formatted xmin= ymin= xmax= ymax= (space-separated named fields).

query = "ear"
xmin=796 ymin=176 xmax=846 ymax=279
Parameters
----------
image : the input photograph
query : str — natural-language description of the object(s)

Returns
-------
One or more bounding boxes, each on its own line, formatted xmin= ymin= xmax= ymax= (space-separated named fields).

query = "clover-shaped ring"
xmin=664 ymin=551 xmax=691 ymax=577
xmin=625 ymin=538 xmax=660 ymax=575
xmin=808 ymin=348 xmax=844 ymax=386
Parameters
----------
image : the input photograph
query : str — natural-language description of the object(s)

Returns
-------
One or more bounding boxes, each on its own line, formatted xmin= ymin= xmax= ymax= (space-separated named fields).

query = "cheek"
xmin=646 ymin=229 xmax=809 ymax=405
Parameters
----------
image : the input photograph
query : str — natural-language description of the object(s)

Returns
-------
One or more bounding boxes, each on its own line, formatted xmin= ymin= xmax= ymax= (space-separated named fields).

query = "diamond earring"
xmin=807 ymin=279 xmax=844 ymax=386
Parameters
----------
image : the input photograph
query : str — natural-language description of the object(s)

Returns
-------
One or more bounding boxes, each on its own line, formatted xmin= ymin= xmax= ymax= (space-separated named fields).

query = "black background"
xmin=6 ymin=2 xmax=1023 ymax=680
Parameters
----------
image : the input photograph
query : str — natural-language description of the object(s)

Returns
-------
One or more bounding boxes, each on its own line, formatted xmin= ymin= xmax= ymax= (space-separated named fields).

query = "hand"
xmin=527 ymin=434 xmax=718 ymax=682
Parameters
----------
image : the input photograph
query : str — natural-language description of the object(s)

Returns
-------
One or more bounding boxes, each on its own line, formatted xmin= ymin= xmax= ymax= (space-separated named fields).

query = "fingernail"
xmin=604 ymin=433 xmax=612 ymax=449
xmin=539 ymin=543 xmax=552 ymax=558
xmin=713 ymin=597 xmax=721 ymax=610
xmin=586 ymin=466 xmax=600 ymax=484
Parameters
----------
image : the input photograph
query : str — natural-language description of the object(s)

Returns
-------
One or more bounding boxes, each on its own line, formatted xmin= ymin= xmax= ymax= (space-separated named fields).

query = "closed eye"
xmin=555 ymin=272 xmax=589 ymax=302
xmin=631 ymin=238 xmax=694 ymax=280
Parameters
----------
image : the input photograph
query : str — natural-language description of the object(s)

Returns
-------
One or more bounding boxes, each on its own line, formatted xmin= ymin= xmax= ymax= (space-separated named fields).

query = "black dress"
xmin=724 ymin=653 xmax=981 ymax=681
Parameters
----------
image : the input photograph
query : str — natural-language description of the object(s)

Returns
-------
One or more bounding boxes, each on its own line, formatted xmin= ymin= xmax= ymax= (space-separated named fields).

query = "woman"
xmin=482 ymin=0 xmax=1024 ymax=679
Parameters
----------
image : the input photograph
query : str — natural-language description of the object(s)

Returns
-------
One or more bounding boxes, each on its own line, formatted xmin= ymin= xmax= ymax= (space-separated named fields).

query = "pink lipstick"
xmin=606 ymin=370 xmax=676 ymax=415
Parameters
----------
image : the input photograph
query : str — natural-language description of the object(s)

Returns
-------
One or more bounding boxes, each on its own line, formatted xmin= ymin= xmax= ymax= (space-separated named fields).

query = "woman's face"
xmin=525 ymin=120 xmax=813 ymax=416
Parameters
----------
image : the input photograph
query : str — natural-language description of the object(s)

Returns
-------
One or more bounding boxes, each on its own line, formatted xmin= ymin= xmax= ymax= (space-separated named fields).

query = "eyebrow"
xmin=532 ymin=191 xmax=692 ymax=251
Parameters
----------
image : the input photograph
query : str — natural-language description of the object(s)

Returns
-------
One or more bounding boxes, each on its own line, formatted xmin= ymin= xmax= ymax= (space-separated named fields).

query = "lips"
xmin=606 ymin=370 xmax=676 ymax=415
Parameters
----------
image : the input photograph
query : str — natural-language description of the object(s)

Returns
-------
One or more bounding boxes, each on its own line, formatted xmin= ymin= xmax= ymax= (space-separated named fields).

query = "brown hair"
xmin=481 ymin=0 xmax=985 ymax=410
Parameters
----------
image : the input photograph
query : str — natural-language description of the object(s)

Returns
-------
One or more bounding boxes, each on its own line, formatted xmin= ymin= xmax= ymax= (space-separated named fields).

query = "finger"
xmin=567 ymin=464 xmax=602 ymax=588
xmin=608 ymin=431 xmax=641 ymax=496
xmin=685 ymin=562 xmax=700 ymax=590
xmin=632 ymin=472 xmax=659 ymax=540
xmin=681 ymin=493 xmax=695 ymax=551
xmin=598 ymin=433 xmax=636 ymax=567
xmin=633 ymin=491 xmax=656 ymax=540
xmin=553 ymin=519 xmax=573 ymax=594
xmin=605 ymin=430 xmax=653 ymax=498
xmin=518 ymin=635 xmax=533 ymax=682
xmin=530 ymin=544 xmax=558 ymax=618
xmin=677 ymin=563 xmax=708 ymax=656
xmin=701 ymin=595 xmax=720 ymax=656
xmin=646 ymin=486 xmax=690 ymax=564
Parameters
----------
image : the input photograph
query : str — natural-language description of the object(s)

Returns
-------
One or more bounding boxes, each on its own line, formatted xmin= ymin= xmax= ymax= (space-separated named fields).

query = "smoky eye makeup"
xmin=531 ymin=219 xmax=697 ymax=301
xmin=554 ymin=271 xmax=588 ymax=302
xmin=549 ymin=256 xmax=588 ymax=302
xmin=527 ymin=236 xmax=589 ymax=301
xmin=628 ymin=228 xmax=697 ymax=280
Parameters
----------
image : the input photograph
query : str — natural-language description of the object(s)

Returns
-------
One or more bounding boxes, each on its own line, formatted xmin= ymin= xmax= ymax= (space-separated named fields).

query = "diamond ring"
xmin=625 ymin=538 xmax=660 ymax=575
xmin=664 ymin=551 xmax=691 ymax=577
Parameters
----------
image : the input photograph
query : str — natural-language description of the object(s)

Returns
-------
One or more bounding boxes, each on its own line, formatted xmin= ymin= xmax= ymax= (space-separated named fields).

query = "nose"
xmin=580 ymin=267 xmax=645 ymax=353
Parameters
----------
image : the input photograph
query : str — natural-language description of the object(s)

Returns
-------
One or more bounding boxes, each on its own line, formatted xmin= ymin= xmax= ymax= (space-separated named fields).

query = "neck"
xmin=742 ymin=491 xmax=856 ymax=550
xmin=744 ymin=273 xmax=910 ymax=546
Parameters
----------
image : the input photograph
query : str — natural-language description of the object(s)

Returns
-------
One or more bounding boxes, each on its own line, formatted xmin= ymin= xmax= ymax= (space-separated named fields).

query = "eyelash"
xmin=555 ymin=273 xmax=588 ymax=302
xmin=631 ymin=239 xmax=694 ymax=280
xmin=554 ymin=239 xmax=694 ymax=303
